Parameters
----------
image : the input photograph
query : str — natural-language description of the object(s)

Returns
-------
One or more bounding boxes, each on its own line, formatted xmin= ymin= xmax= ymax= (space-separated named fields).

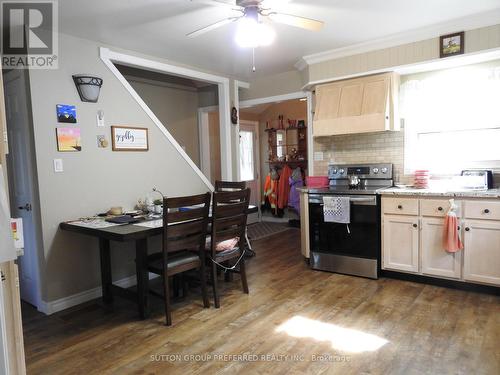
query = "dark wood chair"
xmin=208 ymin=188 xmax=251 ymax=308
xmin=215 ymin=180 xmax=246 ymax=192
xmin=146 ymin=193 xmax=211 ymax=326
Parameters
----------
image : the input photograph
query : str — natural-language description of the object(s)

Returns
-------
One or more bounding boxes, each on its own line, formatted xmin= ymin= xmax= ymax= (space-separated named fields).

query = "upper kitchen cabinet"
xmin=313 ymin=72 xmax=400 ymax=136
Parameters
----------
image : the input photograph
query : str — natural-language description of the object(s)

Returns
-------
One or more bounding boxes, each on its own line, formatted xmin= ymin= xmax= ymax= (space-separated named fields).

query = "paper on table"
xmin=133 ymin=219 xmax=163 ymax=228
xmin=0 ymin=166 xmax=17 ymax=263
xmin=68 ymin=219 xmax=122 ymax=229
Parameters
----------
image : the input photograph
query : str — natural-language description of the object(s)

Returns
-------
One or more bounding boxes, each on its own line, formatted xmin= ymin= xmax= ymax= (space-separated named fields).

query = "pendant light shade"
xmin=72 ymin=75 xmax=103 ymax=103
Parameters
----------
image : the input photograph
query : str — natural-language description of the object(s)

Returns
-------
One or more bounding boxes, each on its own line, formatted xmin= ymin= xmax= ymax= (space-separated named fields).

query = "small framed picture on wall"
xmin=111 ymin=126 xmax=149 ymax=151
xmin=440 ymin=31 xmax=464 ymax=58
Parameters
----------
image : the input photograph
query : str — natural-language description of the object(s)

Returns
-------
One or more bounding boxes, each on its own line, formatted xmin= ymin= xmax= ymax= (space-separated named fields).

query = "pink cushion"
xmin=206 ymin=237 xmax=240 ymax=252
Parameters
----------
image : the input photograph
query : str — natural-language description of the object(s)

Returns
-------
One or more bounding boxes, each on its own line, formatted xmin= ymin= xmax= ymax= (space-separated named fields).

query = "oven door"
xmin=308 ymin=194 xmax=380 ymax=278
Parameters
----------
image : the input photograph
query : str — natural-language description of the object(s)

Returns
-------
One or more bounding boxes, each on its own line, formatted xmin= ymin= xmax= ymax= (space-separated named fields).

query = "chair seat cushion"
xmin=206 ymin=237 xmax=239 ymax=252
xmin=147 ymin=251 xmax=200 ymax=274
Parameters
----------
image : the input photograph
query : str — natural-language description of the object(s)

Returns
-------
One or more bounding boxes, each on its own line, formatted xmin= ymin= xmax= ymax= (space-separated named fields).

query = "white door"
xmin=382 ymin=214 xmax=419 ymax=273
xmin=463 ymin=220 xmax=500 ymax=286
xmin=4 ymin=70 xmax=40 ymax=307
xmin=239 ymin=121 xmax=260 ymax=224
xmin=420 ymin=217 xmax=461 ymax=279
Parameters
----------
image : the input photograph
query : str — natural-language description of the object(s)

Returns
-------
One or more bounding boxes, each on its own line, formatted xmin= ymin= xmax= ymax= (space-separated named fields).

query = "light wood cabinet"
xmin=421 ymin=217 xmax=462 ymax=279
xmin=382 ymin=214 xmax=419 ymax=272
xmin=463 ymin=219 xmax=500 ymax=285
xmin=313 ymin=72 xmax=399 ymax=136
xmin=382 ymin=196 xmax=500 ymax=287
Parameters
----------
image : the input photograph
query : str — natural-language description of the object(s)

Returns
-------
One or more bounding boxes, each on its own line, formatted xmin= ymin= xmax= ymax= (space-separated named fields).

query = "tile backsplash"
xmin=313 ymin=128 xmax=412 ymax=184
xmin=313 ymin=128 xmax=499 ymax=187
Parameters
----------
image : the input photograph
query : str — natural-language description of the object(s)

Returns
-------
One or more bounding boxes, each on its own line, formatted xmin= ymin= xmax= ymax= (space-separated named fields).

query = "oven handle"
xmin=308 ymin=195 xmax=377 ymax=205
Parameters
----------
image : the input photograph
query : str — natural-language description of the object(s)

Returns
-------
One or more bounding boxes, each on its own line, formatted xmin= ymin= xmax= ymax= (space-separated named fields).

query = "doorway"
xmin=239 ymin=120 xmax=260 ymax=224
xmin=239 ymin=94 xmax=312 ymax=223
xmin=3 ymin=69 xmax=42 ymax=308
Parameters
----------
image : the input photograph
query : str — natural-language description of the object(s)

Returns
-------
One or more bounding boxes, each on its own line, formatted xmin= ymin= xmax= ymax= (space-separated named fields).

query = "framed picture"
xmin=111 ymin=126 xmax=149 ymax=151
xmin=440 ymin=31 xmax=464 ymax=58
xmin=56 ymin=127 xmax=81 ymax=152
xmin=56 ymin=104 xmax=77 ymax=123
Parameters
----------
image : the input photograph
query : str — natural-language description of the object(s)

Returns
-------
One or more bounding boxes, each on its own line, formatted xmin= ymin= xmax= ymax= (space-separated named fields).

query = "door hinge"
xmin=1 ymin=271 xmax=5 ymax=282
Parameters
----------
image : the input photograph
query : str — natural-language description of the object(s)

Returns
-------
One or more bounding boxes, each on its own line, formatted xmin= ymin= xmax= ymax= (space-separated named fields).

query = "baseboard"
xmin=38 ymin=273 xmax=159 ymax=315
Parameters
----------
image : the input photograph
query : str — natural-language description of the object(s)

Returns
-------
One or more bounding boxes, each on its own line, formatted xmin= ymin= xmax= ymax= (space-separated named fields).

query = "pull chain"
xmin=252 ymin=47 xmax=256 ymax=73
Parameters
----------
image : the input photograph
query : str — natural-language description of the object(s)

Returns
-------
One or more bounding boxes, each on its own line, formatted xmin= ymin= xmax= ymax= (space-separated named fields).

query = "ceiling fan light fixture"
xmin=235 ymin=17 xmax=275 ymax=48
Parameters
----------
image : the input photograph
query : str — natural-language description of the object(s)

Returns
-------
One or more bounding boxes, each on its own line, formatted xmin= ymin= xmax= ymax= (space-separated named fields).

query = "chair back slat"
xmin=214 ymin=202 xmax=248 ymax=218
xmin=215 ymin=180 xmax=246 ymax=192
xmin=211 ymin=189 xmax=250 ymax=255
xmin=163 ymin=192 xmax=211 ymax=255
xmin=167 ymin=207 xmax=206 ymax=223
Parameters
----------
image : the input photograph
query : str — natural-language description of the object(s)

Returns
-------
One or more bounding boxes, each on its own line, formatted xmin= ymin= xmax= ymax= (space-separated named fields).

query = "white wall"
xmin=126 ymin=79 xmax=201 ymax=166
xmin=28 ymin=33 xmax=212 ymax=303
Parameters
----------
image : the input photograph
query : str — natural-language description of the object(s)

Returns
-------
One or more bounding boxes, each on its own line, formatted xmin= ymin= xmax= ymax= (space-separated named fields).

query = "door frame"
xmin=239 ymin=120 xmax=261 ymax=222
xmin=3 ymin=69 xmax=43 ymax=309
xmin=197 ymin=105 xmax=219 ymax=183
xmin=239 ymin=91 xmax=314 ymax=174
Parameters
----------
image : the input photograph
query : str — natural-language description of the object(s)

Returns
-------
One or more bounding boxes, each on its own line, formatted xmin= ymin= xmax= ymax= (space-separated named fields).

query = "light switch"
xmin=53 ymin=159 xmax=63 ymax=172
xmin=96 ymin=110 xmax=105 ymax=127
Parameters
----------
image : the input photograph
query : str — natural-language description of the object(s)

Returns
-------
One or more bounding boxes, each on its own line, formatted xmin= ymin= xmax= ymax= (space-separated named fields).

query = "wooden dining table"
xmin=59 ymin=205 xmax=258 ymax=319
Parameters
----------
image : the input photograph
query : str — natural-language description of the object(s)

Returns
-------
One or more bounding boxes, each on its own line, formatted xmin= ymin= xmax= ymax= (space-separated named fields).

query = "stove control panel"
xmin=328 ymin=163 xmax=393 ymax=180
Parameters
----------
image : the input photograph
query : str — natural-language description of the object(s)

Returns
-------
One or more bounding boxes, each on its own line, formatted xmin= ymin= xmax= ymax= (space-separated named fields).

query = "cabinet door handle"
xmin=465 ymin=227 xmax=470 ymax=232
xmin=484 ymin=209 xmax=490 ymax=214
xmin=457 ymin=226 xmax=461 ymax=231
xmin=397 ymin=205 xmax=403 ymax=210
xmin=413 ymin=223 xmax=418 ymax=228
xmin=438 ymin=206 xmax=443 ymax=211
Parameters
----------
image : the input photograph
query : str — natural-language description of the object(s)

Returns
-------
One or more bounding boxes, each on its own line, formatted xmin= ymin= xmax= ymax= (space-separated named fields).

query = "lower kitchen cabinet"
xmin=382 ymin=214 xmax=419 ymax=273
xmin=382 ymin=196 xmax=500 ymax=287
xmin=463 ymin=219 xmax=500 ymax=285
xmin=421 ymin=217 xmax=461 ymax=279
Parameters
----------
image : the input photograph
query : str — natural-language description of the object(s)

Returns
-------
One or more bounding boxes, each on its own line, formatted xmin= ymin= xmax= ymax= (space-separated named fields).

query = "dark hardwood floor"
xmin=23 ymin=229 xmax=500 ymax=375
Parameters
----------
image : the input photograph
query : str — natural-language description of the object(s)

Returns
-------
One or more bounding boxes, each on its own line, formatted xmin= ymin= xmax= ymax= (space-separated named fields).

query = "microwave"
xmin=460 ymin=170 xmax=493 ymax=190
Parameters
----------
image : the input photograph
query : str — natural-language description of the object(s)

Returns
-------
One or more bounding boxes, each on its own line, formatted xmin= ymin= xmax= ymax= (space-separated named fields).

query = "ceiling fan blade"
xmin=186 ymin=17 xmax=241 ymax=38
xmin=267 ymin=12 xmax=324 ymax=31
xmin=189 ymin=0 xmax=243 ymax=11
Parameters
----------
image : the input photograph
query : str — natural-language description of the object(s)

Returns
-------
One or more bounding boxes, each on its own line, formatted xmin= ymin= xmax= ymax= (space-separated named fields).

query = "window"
xmin=239 ymin=130 xmax=254 ymax=181
xmin=401 ymin=63 xmax=500 ymax=174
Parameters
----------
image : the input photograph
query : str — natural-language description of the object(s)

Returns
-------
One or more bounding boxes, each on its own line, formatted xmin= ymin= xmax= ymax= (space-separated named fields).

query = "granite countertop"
xmin=379 ymin=187 xmax=500 ymax=198
xmin=299 ymin=186 xmax=500 ymax=198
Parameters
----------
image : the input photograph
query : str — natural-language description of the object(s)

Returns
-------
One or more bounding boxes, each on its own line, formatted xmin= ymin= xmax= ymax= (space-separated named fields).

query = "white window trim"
xmin=100 ymin=47 xmax=234 ymax=189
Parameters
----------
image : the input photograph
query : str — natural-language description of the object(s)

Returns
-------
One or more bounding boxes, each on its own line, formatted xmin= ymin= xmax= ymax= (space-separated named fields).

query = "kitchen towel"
xmin=323 ymin=196 xmax=350 ymax=224
xmin=443 ymin=199 xmax=463 ymax=253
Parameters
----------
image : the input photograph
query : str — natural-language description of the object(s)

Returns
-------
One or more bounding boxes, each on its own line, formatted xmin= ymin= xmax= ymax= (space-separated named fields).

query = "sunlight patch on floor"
xmin=276 ymin=316 xmax=389 ymax=353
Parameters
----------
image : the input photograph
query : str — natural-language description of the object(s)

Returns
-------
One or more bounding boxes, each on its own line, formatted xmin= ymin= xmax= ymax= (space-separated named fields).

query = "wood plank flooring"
xmin=23 ymin=229 xmax=500 ymax=375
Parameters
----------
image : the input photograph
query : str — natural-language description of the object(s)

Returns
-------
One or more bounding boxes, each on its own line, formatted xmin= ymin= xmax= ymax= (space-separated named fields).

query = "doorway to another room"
xmin=240 ymin=96 xmax=310 ymax=227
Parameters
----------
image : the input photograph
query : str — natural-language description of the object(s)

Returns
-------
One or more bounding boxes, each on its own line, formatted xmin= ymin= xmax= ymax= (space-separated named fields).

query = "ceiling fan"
xmin=187 ymin=0 xmax=324 ymax=47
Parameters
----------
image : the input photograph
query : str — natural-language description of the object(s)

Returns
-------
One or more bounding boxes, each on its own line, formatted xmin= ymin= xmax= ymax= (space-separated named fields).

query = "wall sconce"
xmin=72 ymin=74 xmax=103 ymax=103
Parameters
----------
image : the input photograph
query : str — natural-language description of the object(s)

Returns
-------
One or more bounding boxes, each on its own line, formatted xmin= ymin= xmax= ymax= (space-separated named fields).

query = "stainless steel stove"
xmin=308 ymin=163 xmax=393 ymax=279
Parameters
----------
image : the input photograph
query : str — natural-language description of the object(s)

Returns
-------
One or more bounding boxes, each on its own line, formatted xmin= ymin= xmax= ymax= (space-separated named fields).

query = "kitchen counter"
xmin=298 ymin=186 xmax=500 ymax=198
xmin=379 ymin=187 xmax=500 ymax=198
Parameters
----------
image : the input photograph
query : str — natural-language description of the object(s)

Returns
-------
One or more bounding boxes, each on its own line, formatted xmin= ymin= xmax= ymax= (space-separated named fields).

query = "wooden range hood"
xmin=313 ymin=72 xmax=400 ymax=136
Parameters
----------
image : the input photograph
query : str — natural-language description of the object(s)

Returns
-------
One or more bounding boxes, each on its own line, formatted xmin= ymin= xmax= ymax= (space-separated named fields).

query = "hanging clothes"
xmin=289 ymin=167 xmax=304 ymax=213
xmin=264 ymin=169 xmax=279 ymax=214
xmin=277 ymin=164 xmax=292 ymax=209
xmin=443 ymin=199 xmax=463 ymax=252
